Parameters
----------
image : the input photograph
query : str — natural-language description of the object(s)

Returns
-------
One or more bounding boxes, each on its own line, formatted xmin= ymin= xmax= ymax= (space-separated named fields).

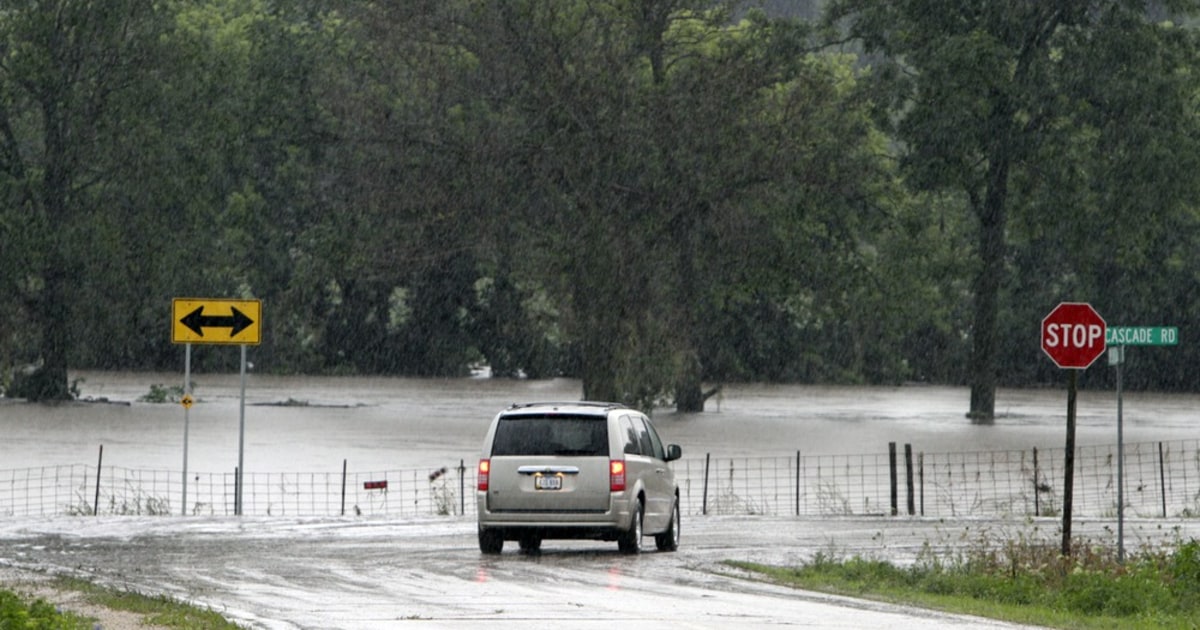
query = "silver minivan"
xmin=476 ymin=401 xmax=682 ymax=554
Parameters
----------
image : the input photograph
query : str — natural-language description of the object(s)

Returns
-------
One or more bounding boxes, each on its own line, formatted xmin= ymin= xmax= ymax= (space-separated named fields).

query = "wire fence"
xmin=4 ymin=440 xmax=1200 ymax=519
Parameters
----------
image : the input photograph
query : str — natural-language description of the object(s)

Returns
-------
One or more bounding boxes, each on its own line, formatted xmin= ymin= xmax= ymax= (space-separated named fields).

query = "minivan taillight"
xmin=478 ymin=459 xmax=490 ymax=491
xmin=610 ymin=459 xmax=626 ymax=492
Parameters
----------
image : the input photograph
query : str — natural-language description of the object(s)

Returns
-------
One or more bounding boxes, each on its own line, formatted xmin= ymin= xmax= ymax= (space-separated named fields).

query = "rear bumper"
xmin=476 ymin=493 xmax=634 ymax=539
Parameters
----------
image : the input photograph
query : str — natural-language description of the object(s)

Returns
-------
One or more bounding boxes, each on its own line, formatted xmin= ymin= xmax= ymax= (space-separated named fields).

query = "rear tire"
xmin=655 ymin=497 xmax=680 ymax=552
xmin=518 ymin=536 xmax=542 ymax=554
xmin=617 ymin=501 xmax=643 ymax=554
xmin=479 ymin=527 xmax=503 ymax=555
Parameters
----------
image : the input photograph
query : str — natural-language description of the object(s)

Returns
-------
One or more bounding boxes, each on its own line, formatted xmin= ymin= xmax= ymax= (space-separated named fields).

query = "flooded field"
xmin=2 ymin=371 xmax=1196 ymax=475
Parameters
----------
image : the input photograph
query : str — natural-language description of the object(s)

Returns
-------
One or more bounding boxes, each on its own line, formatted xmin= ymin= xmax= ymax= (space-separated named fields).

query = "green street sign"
xmin=1105 ymin=326 xmax=1178 ymax=346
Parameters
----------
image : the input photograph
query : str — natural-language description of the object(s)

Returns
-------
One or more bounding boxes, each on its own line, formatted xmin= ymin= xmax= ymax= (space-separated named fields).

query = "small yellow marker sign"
xmin=180 ymin=394 xmax=194 ymax=409
xmin=172 ymin=298 xmax=262 ymax=345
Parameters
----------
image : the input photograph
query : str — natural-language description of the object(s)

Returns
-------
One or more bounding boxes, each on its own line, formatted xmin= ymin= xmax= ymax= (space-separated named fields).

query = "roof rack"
xmin=506 ymin=401 xmax=628 ymax=411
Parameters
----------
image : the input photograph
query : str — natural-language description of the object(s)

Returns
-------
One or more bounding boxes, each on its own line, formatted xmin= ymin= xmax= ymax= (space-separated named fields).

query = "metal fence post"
xmin=1033 ymin=447 xmax=1040 ymax=517
xmin=340 ymin=459 xmax=347 ymax=516
xmin=459 ymin=459 xmax=466 ymax=516
xmin=93 ymin=445 xmax=103 ymax=516
xmin=888 ymin=442 xmax=898 ymax=516
xmin=904 ymin=444 xmax=915 ymax=516
xmin=795 ymin=450 xmax=801 ymax=516
xmin=702 ymin=453 xmax=711 ymax=516
xmin=1159 ymin=442 xmax=1167 ymax=518
xmin=918 ymin=451 xmax=925 ymax=516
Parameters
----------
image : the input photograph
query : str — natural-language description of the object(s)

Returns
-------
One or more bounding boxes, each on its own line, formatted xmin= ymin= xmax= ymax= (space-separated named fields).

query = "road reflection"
xmin=607 ymin=565 xmax=623 ymax=591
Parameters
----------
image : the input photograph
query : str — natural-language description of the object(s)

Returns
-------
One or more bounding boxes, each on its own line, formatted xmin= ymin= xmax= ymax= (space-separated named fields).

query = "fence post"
xmin=918 ymin=452 xmax=925 ymax=516
xmin=1159 ymin=442 xmax=1167 ymax=518
xmin=702 ymin=453 xmax=711 ymax=516
xmin=93 ymin=445 xmax=103 ymax=516
xmin=795 ymin=450 xmax=801 ymax=517
xmin=904 ymin=444 xmax=915 ymax=516
xmin=459 ymin=459 xmax=466 ymax=516
xmin=889 ymin=442 xmax=898 ymax=516
xmin=341 ymin=459 xmax=347 ymax=516
xmin=1033 ymin=447 xmax=1040 ymax=517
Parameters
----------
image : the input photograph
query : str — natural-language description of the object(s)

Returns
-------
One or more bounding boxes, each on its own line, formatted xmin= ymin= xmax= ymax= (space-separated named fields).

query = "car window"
xmin=490 ymin=414 xmax=608 ymax=456
xmin=619 ymin=415 xmax=641 ymax=455
xmin=631 ymin=416 xmax=659 ymax=459
xmin=638 ymin=416 xmax=666 ymax=460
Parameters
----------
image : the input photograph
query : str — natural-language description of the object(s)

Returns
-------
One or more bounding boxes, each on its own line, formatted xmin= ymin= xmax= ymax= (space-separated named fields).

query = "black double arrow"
xmin=179 ymin=306 xmax=255 ymax=338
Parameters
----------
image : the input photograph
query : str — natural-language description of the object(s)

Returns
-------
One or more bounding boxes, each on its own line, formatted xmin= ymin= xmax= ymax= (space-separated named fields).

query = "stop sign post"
xmin=1042 ymin=302 xmax=1107 ymax=369
xmin=1040 ymin=302 xmax=1106 ymax=557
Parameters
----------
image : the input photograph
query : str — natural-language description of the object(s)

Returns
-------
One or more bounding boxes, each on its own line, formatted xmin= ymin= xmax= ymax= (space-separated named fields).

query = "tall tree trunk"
xmin=673 ymin=213 xmax=705 ymax=412
xmin=26 ymin=99 xmax=74 ymax=401
xmin=674 ymin=349 xmax=705 ymax=412
xmin=575 ymin=242 xmax=621 ymax=403
xmin=967 ymin=150 xmax=1010 ymax=423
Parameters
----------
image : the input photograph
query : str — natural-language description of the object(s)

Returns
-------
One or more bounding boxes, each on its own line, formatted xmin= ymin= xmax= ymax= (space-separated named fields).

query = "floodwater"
xmin=2 ymin=373 xmax=1199 ymax=629
xmin=2 ymin=371 xmax=1197 ymax=475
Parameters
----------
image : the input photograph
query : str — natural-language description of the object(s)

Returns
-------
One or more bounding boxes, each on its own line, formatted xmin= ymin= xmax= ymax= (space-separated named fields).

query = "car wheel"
xmin=518 ymin=536 xmax=542 ymax=554
xmin=618 ymin=500 xmax=643 ymax=554
xmin=479 ymin=527 xmax=503 ymax=555
xmin=655 ymin=497 xmax=680 ymax=552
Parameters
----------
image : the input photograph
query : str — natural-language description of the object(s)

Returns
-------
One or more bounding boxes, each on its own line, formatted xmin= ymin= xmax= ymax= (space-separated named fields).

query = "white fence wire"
xmin=3 ymin=440 xmax=1200 ymax=519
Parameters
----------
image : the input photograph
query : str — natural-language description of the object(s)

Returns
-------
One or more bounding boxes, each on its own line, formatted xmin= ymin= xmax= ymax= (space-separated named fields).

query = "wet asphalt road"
xmin=5 ymin=513 xmax=1198 ymax=629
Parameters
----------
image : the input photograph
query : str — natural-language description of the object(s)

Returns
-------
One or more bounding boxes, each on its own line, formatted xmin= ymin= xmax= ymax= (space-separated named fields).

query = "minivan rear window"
xmin=490 ymin=414 xmax=608 ymax=456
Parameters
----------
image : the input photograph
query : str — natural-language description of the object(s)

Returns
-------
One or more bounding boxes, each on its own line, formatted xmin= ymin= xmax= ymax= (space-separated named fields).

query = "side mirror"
xmin=665 ymin=444 xmax=682 ymax=462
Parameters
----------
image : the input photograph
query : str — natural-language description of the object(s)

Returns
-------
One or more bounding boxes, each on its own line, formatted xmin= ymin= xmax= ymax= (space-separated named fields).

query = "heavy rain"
xmin=4 ymin=373 xmax=1200 ymax=628
xmin=4 ymin=0 xmax=1200 ymax=627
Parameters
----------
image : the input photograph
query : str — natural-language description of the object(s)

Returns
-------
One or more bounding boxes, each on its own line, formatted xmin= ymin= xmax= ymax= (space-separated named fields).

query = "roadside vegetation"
xmin=732 ymin=538 xmax=1200 ymax=629
xmin=0 ymin=577 xmax=243 ymax=630
xmin=0 ymin=588 xmax=89 ymax=629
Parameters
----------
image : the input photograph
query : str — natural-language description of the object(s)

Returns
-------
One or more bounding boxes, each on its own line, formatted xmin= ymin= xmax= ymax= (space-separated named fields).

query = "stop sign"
xmin=1041 ymin=302 xmax=1107 ymax=369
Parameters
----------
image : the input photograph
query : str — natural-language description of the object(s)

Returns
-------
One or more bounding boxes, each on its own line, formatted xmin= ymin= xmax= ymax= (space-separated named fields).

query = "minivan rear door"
xmin=485 ymin=414 xmax=612 ymax=512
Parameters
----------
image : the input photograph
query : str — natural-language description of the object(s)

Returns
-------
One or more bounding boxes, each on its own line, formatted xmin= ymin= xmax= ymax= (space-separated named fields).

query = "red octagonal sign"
xmin=1041 ymin=302 xmax=1107 ymax=369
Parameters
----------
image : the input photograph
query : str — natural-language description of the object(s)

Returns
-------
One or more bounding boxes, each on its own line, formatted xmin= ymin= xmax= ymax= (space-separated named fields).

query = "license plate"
xmin=534 ymin=474 xmax=562 ymax=490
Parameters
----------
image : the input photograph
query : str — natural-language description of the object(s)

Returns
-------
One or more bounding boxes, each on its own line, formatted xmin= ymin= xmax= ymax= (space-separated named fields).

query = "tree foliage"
xmin=827 ymin=0 xmax=1200 ymax=418
xmin=2 ymin=1 xmax=1199 ymax=415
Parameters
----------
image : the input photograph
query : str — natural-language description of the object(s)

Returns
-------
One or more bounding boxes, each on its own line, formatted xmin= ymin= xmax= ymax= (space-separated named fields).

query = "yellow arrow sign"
xmin=172 ymin=298 xmax=262 ymax=345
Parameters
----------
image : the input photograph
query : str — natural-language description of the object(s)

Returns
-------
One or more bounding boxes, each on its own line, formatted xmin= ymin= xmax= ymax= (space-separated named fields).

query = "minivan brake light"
xmin=478 ymin=459 xmax=490 ymax=491
xmin=610 ymin=459 xmax=626 ymax=492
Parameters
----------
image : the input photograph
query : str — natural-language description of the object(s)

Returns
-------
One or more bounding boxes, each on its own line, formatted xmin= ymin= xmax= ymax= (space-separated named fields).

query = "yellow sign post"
xmin=171 ymin=297 xmax=262 ymax=516
xmin=171 ymin=298 xmax=261 ymax=345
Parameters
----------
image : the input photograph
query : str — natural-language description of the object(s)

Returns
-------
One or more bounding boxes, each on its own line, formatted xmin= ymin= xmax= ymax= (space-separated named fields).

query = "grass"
xmin=0 ymin=588 xmax=91 ymax=629
xmin=0 ymin=577 xmax=244 ymax=630
xmin=730 ymin=536 xmax=1200 ymax=629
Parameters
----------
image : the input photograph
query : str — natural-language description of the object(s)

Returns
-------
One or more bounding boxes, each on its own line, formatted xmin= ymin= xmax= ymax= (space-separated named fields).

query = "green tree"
xmin=0 ymin=0 xmax=170 ymax=399
xmin=435 ymin=2 xmax=896 ymax=409
xmin=826 ymin=0 xmax=1200 ymax=420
